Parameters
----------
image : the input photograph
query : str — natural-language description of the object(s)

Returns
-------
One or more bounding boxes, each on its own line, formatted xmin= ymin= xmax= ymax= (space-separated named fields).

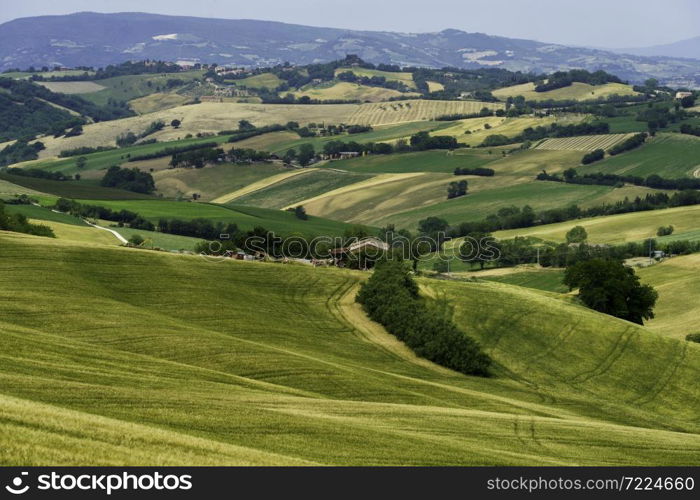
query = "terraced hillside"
xmin=27 ymin=100 xmax=501 ymax=158
xmin=346 ymin=100 xmax=504 ymax=126
xmin=535 ymin=134 xmax=634 ymax=151
xmin=431 ymin=115 xmax=565 ymax=146
xmin=0 ymin=233 xmax=698 ymax=465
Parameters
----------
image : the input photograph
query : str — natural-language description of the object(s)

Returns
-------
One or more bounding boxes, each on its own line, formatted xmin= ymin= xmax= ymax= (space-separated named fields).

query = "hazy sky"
xmin=3 ymin=0 xmax=699 ymax=48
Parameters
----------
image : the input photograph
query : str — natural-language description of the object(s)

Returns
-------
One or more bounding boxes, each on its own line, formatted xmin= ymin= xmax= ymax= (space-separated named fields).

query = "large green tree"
xmin=564 ymin=259 xmax=658 ymax=325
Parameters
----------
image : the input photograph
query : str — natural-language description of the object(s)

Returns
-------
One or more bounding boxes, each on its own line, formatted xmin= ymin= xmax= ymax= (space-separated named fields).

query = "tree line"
xmin=357 ymin=260 xmax=491 ymax=376
xmin=536 ymin=168 xmax=700 ymax=190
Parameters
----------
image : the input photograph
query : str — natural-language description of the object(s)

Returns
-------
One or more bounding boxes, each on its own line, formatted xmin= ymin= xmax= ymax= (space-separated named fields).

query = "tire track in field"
xmin=567 ymin=327 xmax=636 ymax=385
xmin=520 ymin=320 xmax=583 ymax=366
xmin=629 ymin=341 xmax=688 ymax=407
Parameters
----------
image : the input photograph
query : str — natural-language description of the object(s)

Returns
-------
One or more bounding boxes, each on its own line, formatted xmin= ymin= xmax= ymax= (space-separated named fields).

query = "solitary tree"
xmin=566 ymin=226 xmax=588 ymax=244
xmin=171 ymin=119 xmax=181 ymax=129
xmin=297 ymin=144 xmax=315 ymax=166
xmin=294 ymin=206 xmax=308 ymax=220
xmin=564 ymin=259 xmax=658 ymax=324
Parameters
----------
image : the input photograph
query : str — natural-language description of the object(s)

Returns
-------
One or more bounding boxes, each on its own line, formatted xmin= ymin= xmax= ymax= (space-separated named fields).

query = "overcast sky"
xmin=3 ymin=0 xmax=699 ymax=48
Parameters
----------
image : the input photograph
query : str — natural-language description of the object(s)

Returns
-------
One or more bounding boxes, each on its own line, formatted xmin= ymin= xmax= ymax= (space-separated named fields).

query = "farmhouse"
xmin=331 ymin=237 xmax=389 ymax=268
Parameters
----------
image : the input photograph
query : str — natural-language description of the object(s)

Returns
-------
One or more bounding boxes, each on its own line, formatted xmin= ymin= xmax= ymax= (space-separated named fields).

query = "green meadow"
xmin=578 ymin=133 xmax=700 ymax=178
xmin=0 ymin=233 xmax=698 ymax=465
xmin=73 ymin=199 xmax=361 ymax=237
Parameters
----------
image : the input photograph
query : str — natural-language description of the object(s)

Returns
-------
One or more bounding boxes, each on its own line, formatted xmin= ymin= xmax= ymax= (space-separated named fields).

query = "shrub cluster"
xmin=356 ymin=260 xmax=491 ymax=376
xmin=608 ymin=133 xmax=647 ymax=156
xmin=100 ymin=166 xmax=155 ymax=193
xmin=0 ymin=200 xmax=54 ymax=237
xmin=454 ymin=167 xmax=495 ymax=176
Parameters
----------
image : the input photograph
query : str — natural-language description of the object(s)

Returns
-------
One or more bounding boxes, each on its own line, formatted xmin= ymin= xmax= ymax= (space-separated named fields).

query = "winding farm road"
xmin=82 ymin=220 xmax=128 ymax=244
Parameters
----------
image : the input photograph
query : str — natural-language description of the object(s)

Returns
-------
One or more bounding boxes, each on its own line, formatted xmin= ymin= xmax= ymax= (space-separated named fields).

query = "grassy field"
xmin=577 ymin=133 xmax=700 ymax=178
xmin=288 ymin=82 xmax=416 ymax=102
xmin=234 ymin=121 xmax=450 ymax=155
xmin=477 ymin=267 xmax=568 ymax=293
xmin=110 ymin=226 xmax=202 ymax=252
xmin=427 ymin=81 xmax=445 ymax=93
xmin=232 ymin=169 xmax=372 ymax=209
xmin=153 ymin=163 xmax=290 ymax=201
xmin=638 ymin=254 xmax=700 ymax=340
xmin=370 ymin=181 xmax=634 ymax=230
xmin=0 ymin=174 xmax=155 ymax=200
xmin=494 ymin=205 xmax=700 ymax=244
xmin=229 ymin=73 xmax=284 ymax=90
xmin=431 ymin=115 xmax=575 ymax=146
xmin=0 ymin=232 xmax=698 ymax=465
xmin=29 ymin=102 xmax=361 ymax=157
xmin=4 ymin=204 xmax=86 ymax=226
xmin=20 ymin=134 xmax=235 ymax=174
xmin=0 ymin=179 xmax=46 ymax=198
xmin=36 ymin=81 xmax=107 ymax=94
xmin=29 ymin=219 xmax=121 ymax=246
xmin=70 ymin=199 xmax=359 ymax=237
xmin=210 ymin=168 xmax=320 ymax=204
xmin=128 ymin=93 xmax=191 ymax=114
xmin=535 ymin=134 xmax=634 ymax=151
xmin=292 ymin=148 xmax=645 ymax=229
xmin=325 ymin=149 xmax=500 ymax=174
xmin=295 ymin=172 xmax=453 ymax=225
xmin=26 ymin=101 xmax=502 ymax=158
xmin=74 ymin=71 xmax=205 ymax=107
xmin=2 ymin=70 xmax=94 ymax=79
xmin=492 ymin=82 xmax=639 ymax=102
xmin=334 ymin=67 xmax=417 ymax=89
xmin=346 ymin=100 xmax=504 ymax=126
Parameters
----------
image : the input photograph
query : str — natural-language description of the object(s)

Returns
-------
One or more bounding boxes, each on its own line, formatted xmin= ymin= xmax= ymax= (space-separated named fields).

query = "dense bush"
xmin=6 ymin=167 xmax=70 ymax=181
xmin=536 ymin=169 xmax=700 ymax=190
xmin=410 ymin=131 xmax=458 ymax=150
xmin=356 ymin=260 xmax=491 ymax=376
xmin=680 ymin=124 xmax=700 ymax=137
xmin=0 ymin=141 xmax=45 ymax=166
xmin=534 ymin=69 xmax=622 ymax=92
xmin=0 ymin=201 xmax=54 ymax=237
xmin=581 ymin=149 xmax=605 ymax=165
xmin=454 ymin=167 xmax=495 ymax=176
xmin=608 ymin=133 xmax=647 ymax=156
xmin=53 ymin=198 xmax=154 ymax=230
xmin=59 ymin=146 xmax=116 ymax=158
xmin=100 ymin=166 xmax=155 ymax=193
xmin=127 ymin=142 xmax=218 ymax=162
xmin=564 ymin=259 xmax=657 ymax=325
xmin=686 ymin=333 xmax=700 ymax=343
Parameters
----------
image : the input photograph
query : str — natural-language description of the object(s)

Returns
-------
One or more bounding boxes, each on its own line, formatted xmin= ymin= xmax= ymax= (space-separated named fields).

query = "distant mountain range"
xmin=617 ymin=36 xmax=700 ymax=60
xmin=1 ymin=12 xmax=699 ymax=87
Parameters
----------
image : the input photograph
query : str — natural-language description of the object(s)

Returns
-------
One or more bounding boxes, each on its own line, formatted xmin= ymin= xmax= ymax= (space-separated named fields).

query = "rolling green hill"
xmin=230 ymin=169 xmax=372 ymax=209
xmin=577 ymin=133 xmax=700 ymax=178
xmin=0 ymin=232 xmax=698 ymax=465
xmin=494 ymin=205 xmax=700 ymax=245
xmin=70 ymin=199 xmax=361 ymax=237
xmin=638 ymin=254 xmax=700 ymax=340
xmin=0 ymin=173 xmax=155 ymax=200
